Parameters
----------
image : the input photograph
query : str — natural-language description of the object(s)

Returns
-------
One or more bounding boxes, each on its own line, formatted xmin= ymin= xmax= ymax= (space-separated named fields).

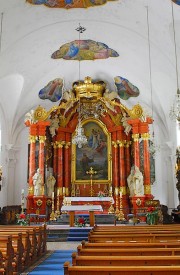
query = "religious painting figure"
xmin=121 ymin=112 xmax=132 ymax=135
xmin=114 ymin=76 xmax=140 ymax=100
xmin=33 ymin=168 xmax=43 ymax=196
xmin=75 ymin=121 xmax=108 ymax=181
xmin=127 ymin=166 xmax=144 ymax=196
xmin=46 ymin=173 xmax=56 ymax=197
xmin=80 ymin=153 xmax=94 ymax=175
xmin=26 ymin=0 xmax=116 ymax=9
xmin=51 ymin=40 xmax=119 ymax=61
xmin=38 ymin=78 xmax=63 ymax=102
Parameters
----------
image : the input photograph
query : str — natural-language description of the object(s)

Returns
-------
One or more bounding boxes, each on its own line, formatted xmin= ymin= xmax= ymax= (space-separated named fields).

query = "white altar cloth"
xmin=61 ymin=205 xmax=103 ymax=212
xmin=66 ymin=197 xmax=114 ymax=203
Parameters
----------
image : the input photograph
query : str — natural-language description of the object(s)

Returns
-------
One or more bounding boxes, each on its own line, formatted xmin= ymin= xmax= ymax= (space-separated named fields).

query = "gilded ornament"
xmin=28 ymin=186 xmax=34 ymax=195
xmin=144 ymin=185 xmax=151 ymax=194
xmin=29 ymin=135 xmax=37 ymax=143
xmin=65 ymin=142 xmax=71 ymax=149
xmin=39 ymin=136 xmax=46 ymax=143
xmin=117 ymin=140 xmax=125 ymax=147
xmin=34 ymin=105 xmax=59 ymax=121
xmin=112 ymin=141 xmax=118 ymax=148
xmin=132 ymin=134 xmax=139 ymax=142
xmin=125 ymin=141 xmax=132 ymax=148
xmin=136 ymin=198 xmax=142 ymax=206
xmin=119 ymin=186 xmax=127 ymax=195
xmin=36 ymin=199 xmax=43 ymax=207
xmin=141 ymin=133 xmax=150 ymax=140
xmin=56 ymin=141 xmax=65 ymax=148
xmin=46 ymin=199 xmax=52 ymax=206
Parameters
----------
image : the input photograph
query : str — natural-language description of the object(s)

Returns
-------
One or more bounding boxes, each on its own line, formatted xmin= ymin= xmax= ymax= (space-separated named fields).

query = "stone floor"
xmin=47 ymin=241 xmax=81 ymax=251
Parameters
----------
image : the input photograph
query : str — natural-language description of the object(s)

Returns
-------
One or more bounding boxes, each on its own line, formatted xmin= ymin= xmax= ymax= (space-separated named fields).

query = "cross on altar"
xmin=86 ymin=167 xmax=97 ymax=197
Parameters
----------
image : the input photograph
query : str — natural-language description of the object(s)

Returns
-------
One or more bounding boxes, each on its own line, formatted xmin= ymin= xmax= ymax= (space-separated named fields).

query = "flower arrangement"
xmin=97 ymin=190 xmax=106 ymax=197
xmin=74 ymin=216 xmax=87 ymax=227
xmin=16 ymin=212 xmax=29 ymax=226
xmin=146 ymin=206 xmax=158 ymax=225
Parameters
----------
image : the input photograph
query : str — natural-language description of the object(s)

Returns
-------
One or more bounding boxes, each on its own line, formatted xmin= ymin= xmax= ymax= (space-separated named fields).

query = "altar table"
xmin=61 ymin=205 xmax=103 ymax=227
xmin=63 ymin=197 xmax=114 ymax=214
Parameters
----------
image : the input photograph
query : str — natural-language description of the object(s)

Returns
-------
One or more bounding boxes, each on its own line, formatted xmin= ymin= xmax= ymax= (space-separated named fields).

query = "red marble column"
xmin=124 ymin=140 xmax=131 ymax=178
xmin=112 ymin=132 xmax=119 ymax=192
xmin=132 ymin=133 xmax=140 ymax=168
xmin=57 ymin=141 xmax=65 ymax=196
xmin=53 ymin=141 xmax=58 ymax=179
xmin=39 ymin=136 xmax=46 ymax=185
xmin=141 ymin=133 xmax=152 ymax=199
xmin=64 ymin=133 xmax=71 ymax=196
xmin=28 ymin=124 xmax=37 ymax=195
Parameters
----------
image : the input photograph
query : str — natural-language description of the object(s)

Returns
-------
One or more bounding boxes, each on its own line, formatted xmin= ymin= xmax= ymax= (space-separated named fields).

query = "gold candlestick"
xmin=117 ymin=191 xmax=126 ymax=221
xmin=55 ymin=190 xmax=60 ymax=218
xmin=50 ymin=192 xmax=57 ymax=221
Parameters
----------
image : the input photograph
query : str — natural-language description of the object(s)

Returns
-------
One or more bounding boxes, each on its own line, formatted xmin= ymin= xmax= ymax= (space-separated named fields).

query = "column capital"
xmin=117 ymin=140 xmax=125 ymax=147
xmin=65 ymin=142 xmax=71 ymax=149
xmin=144 ymin=185 xmax=151 ymax=194
xmin=39 ymin=135 xmax=46 ymax=143
xmin=56 ymin=141 xmax=65 ymax=148
xmin=125 ymin=141 xmax=132 ymax=148
xmin=29 ymin=135 xmax=37 ymax=143
xmin=141 ymin=133 xmax=150 ymax=140
xmin=132 ymin=133 xmax=139 ymax=141
xmin=112 ymin=141 xmax=118 ymax=148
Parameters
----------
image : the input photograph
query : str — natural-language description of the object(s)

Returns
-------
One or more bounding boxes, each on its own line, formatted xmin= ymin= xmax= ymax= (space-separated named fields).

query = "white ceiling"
xmin=0 ymin=0 xmax=179 ymax=145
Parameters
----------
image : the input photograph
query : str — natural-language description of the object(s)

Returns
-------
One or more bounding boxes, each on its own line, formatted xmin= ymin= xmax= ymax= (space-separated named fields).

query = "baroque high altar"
xmin=25 ymin=76 xmax=154 ymax=220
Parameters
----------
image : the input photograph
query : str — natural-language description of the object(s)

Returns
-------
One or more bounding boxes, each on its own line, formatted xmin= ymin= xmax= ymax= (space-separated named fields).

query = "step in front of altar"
xmin=52 ymin=214 xmax=115 ymax=225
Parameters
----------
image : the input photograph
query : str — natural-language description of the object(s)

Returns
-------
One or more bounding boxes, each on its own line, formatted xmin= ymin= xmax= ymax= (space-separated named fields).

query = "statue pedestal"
xmin=130 ymin=195 xmax=146 ymax=222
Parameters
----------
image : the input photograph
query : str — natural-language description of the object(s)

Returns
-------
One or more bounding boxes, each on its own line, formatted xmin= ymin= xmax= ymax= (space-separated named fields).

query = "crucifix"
xmin=86 ymin=167 xmax=97 ymax=197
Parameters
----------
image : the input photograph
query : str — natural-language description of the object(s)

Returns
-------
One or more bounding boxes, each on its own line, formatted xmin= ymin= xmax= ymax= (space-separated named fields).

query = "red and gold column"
xmin=53 ymin=141 xmax=58 ymax=179
xmin=28 ymin=124 xmax=37 ymax=195
xmin=64 ymin=133 xmax=71 ymax=196
xmin=112 ymin=132 xmax=119 ymax=213
xmin=141 ymin=133 xmax=153 ymax=199
xmin=57 ymin=141 xmax=65 ymax=196
xmin=132 ymin=133 xmax=140 ymax=168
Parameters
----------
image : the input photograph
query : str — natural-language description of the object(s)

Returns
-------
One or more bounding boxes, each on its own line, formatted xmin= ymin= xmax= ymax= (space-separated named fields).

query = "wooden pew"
xmin=0 ymin=236 xmax=15 ymax=275
xmin=88 ymin=232 xmax=180 ymax=243
xmin=81 ymin=240 xmax=180 ymax=249
xmin=72 ymin=252 xmax=180 ymax=266
xmin=64 ymin=262 xmax=180 ymax=275
xmin=77 ymin=245 xmax=180 ymax=256
xmin=93 ymin=224 xmax=180 ymax=231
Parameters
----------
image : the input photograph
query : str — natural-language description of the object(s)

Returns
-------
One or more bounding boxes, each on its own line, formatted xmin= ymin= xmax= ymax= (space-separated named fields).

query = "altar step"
xmin=67 ymin=228 xmax=91 ymax=242
xmin=49 ymin=214 xmax=115 ymax=226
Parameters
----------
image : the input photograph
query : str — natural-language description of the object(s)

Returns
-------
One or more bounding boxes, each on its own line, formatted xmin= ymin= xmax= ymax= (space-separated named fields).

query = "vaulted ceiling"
xmin=0 ymin=0 xmax=179 ymax=145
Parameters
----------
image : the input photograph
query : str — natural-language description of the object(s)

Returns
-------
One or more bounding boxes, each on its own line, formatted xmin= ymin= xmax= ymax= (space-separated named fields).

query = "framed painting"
xmin=71 ymin=119 xmax=112 ymax=184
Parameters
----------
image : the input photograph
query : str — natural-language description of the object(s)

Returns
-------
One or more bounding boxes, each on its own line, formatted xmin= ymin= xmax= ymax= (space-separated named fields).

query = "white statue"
xmin=24 ymin=109 xmax=36 ymax=124
xmin=46 ymin=173 xmax=56 ymax=197
xmin=121 ymin=112 xmax=132 ymax=135
xmin=33 ymin=168 xmax=43 ymax=196
xmin=49 ymin=115 xmax=59 ymax=137
xmin=127 ymin=166 xmax=144 ymax=196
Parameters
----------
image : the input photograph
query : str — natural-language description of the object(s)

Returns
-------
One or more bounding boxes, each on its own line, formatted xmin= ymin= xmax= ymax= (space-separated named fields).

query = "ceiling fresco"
xmin=51 ymin=40 xmax=119 ymax=61
xmin=114 ymin=76 xmax=140 ymax=100
xmin=172 ymin=0 xmax=180 ymax=5
xmin=38 ymin=78 xmax=64 ymax=102
xmin=26 ymin=0 xmax=116 ymax=9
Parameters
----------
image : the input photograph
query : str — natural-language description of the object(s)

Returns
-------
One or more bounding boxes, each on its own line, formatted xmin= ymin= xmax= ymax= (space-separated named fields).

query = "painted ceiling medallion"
xmin=51 ymin=40 xmax=119 ymax=60
xmin=26 ymin=0 xmax=116 ymax=9
xmin=172 ymin=0 xmax=180 ymax=5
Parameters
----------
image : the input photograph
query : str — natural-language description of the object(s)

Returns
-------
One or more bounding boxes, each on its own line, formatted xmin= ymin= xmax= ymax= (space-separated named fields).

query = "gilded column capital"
xmin=132 ymin=133 xmax=139 ymax=142
xmin=144 ymin=185 xmax=151 ymax=194
xmin=112 ymin=141 xmax=118 ymax=148
xmin=141 ymin=133 xmax=150 ymax=140
xmin=117 ymin=140 xmax=125 ymax=147
xmin=56 ymin=141 xmax=65 ymax=148
xmin=65 ymin=142 xmax=71 ymax=149
xmin=119 ymin=186 xmax=127 ymax=195
xmin=125 ymin=141 xmax=132 ymax=148
xmin=29 ymin=135 xmax=37 ymax=143
xmin=39 ymin=135 xmax=46 ymax=143
xmin=53 ymin=142 xmax=58 ymax=149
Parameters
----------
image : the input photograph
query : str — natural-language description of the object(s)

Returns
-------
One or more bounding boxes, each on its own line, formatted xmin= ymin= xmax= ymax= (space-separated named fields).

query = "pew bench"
xmin=77 ymin=245 xmax=180 ymax=256
xmin=64 ymin=262 xmax=180 ymax=275
xmin=81 ymin=240 xmax=180 ymax=249
xmin=72 ymin=253 xmax=180 ymax=266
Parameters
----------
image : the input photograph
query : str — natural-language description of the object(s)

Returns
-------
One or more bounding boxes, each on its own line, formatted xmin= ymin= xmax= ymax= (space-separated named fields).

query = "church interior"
xmin=0 ymin=0 xmax=180 ymax=274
